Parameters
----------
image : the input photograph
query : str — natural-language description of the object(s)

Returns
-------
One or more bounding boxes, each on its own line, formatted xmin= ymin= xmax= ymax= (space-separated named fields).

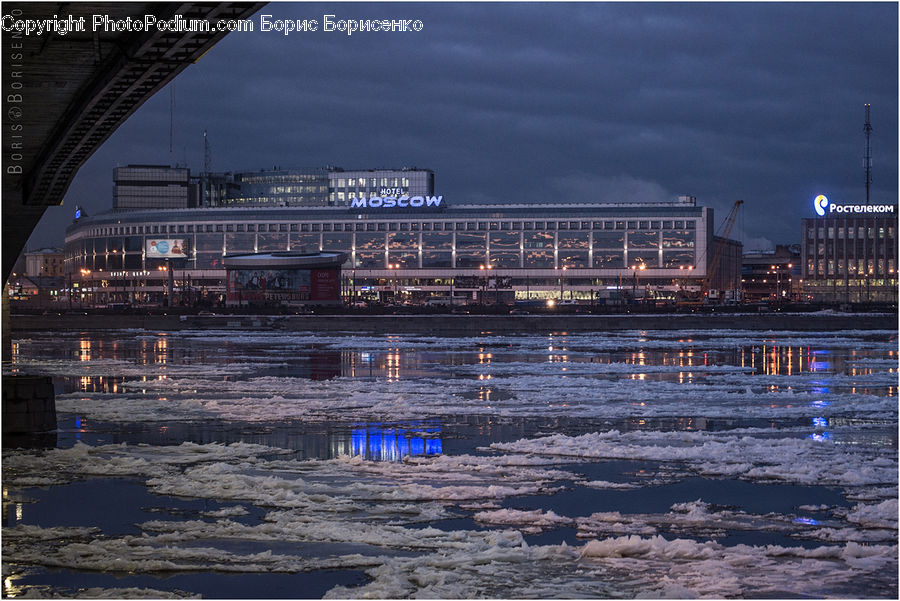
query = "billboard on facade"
xmin=146 ymin=239 xmax=188 ymax=258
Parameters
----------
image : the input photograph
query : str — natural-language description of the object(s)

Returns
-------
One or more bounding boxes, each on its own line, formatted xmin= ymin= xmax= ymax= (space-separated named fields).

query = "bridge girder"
xmin=2 ymin=2 xmax=264 ymax=281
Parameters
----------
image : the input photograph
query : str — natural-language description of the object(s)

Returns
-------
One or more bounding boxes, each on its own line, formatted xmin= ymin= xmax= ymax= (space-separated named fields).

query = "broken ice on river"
xmin=2 ymin=327 xmax=897 ymax=598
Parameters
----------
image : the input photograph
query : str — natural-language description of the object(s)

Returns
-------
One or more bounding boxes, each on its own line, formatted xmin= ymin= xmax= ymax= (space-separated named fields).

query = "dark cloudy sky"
xmin=29 ymin=1 xmax=898 ymax=252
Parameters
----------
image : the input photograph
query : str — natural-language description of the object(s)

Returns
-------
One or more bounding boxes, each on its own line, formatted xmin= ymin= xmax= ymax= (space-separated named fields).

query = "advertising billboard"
xmin=146 ymin=239 xmax=188 ymax=258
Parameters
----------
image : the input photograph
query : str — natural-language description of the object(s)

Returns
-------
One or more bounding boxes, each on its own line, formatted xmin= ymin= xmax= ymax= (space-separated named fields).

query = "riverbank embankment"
xmin=8 ymin=312 xmax=897 ymax=334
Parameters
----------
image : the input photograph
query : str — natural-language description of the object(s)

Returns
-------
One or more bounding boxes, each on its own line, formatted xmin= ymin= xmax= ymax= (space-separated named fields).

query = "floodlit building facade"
xmin=64 ymin=195 xmax=742 ymax=306
xmin=800 ymin=196 xmax=898 ymax=303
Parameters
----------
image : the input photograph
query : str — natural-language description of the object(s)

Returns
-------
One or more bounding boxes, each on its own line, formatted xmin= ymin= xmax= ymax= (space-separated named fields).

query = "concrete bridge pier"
xmin=2 ymin=375 xmax=57 ymax=443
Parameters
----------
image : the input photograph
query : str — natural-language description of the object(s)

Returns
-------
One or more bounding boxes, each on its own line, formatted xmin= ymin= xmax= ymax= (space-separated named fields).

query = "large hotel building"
xmin=65 ymin=165 xmax=743 ymax=306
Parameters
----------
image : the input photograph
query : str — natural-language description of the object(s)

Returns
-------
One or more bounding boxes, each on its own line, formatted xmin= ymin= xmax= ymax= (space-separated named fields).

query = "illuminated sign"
xmin=146 ymin=239 xmax=188 ymax=258
xmin=813 ymin=195 xmax=829 ymax=216
xmin=813 ymin=195 xmax=895 ymax=216
xmin=74 ymin=206 xmax=82 ymax=219
xmin=379 ymin=187 xmax=407 ymax=196
xmin=350 ymin=195 xmax=443 ymax=209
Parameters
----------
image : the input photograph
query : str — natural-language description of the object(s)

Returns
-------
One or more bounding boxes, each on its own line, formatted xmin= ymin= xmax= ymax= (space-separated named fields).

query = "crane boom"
xmin=705 ymin=200 xmax=743 ymax=294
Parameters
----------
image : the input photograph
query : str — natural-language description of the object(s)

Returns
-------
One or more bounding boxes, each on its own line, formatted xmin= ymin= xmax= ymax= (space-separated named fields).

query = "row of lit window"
xmin=807 ymin=258 xmax=896 ymax=275
xmin=807 ymin=226 xmax=894 ymax=240
xmin=85 ymin=219 xmax=699 ymax=237
xmin=333 ymin=177 xmax=409 ymax=188
xmin=808 ymin=243 xmax=897 ymax=258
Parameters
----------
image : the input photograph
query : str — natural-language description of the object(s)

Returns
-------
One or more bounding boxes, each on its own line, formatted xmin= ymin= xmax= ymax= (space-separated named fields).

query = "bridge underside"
xmin=2 ymin=2 xmax=263 ymax=281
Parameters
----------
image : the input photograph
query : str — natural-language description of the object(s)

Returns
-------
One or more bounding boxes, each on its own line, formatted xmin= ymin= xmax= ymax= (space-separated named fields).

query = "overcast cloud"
xmin=29 ymin=1 xmax=898 ymax=252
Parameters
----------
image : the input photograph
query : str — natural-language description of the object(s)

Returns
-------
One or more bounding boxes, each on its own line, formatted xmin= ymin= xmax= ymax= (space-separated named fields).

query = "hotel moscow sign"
xmin=813 ymin=195 xmax=895 ymax=216
xmin=350 ymin=195 xmax=443 ymax=209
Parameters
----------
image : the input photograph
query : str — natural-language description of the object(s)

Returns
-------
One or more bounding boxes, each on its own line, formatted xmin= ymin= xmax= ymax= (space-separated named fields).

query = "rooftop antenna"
xmin=169 ymin=85 xmax=175 ymax=156
xmin=864 ymin=103 xmax=872 ymax=205
xmin=203 ymin=129 xmax=211 ymax=174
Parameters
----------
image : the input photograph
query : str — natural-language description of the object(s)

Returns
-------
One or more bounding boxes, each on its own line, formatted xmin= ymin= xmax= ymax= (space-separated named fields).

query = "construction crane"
xmin=703 ymin=199 xmax=744 ymax=300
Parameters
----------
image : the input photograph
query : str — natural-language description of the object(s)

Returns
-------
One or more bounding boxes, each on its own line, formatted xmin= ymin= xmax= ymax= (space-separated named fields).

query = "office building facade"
xmin=801 ymin=211 xmax=897 ymax=303
xmin=113 ymin=165 xmax=191 ymax=210
xmin=198 ymin=167 xmax=434 ymax=208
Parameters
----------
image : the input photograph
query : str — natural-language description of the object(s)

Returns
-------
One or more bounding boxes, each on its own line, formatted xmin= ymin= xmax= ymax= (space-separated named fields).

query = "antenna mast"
xmin=864 ymin=104 xmax=872 ymax=205
xmin=203 ymin=129 xmax=211 ymax=174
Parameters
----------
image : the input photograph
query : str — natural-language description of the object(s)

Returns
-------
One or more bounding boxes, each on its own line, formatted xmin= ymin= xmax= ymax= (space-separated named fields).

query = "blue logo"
xmin=814 ymin=195 xmax=829 ymax=216
xmin=156 ymin=241 xmax=170 ymax=254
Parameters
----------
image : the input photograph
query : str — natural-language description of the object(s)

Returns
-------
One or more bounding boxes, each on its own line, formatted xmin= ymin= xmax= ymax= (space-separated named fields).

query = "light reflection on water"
xmin=349 ymin=424 xmax=442 ymax=461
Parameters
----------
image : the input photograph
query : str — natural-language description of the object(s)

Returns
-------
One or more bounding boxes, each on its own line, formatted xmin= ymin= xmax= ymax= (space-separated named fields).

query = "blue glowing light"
xmin=812 ymin=417 xmax=829 ymax=428
xmin=793 ymin=517 xmax=820 ymax=526
xmin=808 ymin=432 xmax=832 ymax=442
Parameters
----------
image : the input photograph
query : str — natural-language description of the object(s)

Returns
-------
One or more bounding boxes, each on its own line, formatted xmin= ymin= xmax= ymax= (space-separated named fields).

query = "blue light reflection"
xmin=793 ymin=517 xmax=820 ymax=526
xmin=350 ymin=422 xmax=442 ymax=461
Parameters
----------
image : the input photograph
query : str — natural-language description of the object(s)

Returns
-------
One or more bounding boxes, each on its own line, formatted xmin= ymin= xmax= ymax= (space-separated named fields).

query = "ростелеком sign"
xmin=813 ymin=195 xmax=895 ymax=216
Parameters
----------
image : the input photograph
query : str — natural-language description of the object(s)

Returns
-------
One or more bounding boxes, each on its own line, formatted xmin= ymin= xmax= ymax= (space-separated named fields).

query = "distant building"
xmin=25 ymin=247 xmax=65 ymax=278
xmin=66 ymin=195 xmax=742 ymax=307
xmin=114 ymin=165 xmax=191 ymax=210
xmin=196 ymin=166 xmax=434 ymax=208
xmin=801 ymin=196 xmax=897 ymax=303
xmin=742 ymin=245 xmax=801 ymax=303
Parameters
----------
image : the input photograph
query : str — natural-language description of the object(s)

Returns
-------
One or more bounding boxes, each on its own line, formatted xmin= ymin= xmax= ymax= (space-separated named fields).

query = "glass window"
xmin=258 ymin=233 xmax=288 ymax=251
xmin=387 ymin=252 xmax=417 ymax=268
xmin=195 ymin=234 xmax=222 ymax=252
xmin=489 ymin=231 xmax=519 ymax=249
xmin=388 ymin=232 xmax=418 ymax=250
xmin=456 ymin=232 xmax=487 ymax=249
xmin=663 ymin=251 xmax=695 ymax=268
xmin=322 ymin=233 xmax=352 ymax=250
xmin=356 ymin=232 xmax=385 ymax=250
xmin=422 ymin=232 xmax=453 ymax=249
xmin=558 ymin=232 xmax=589 ymax=249
xmin=524 ymin=231 xmax=554 ymax=249
xmin=559 ymin=251 xmax=588 ymax=268
xmin=455 ymin=252 xmax=486 ymax=268
xmin=422 ymin=252 xmax=452 ymax=268
xmin=524 ymin=250 xmax=554 ymax=268
xmin=290 ymin=233 xmax=320 ymax=251
xmin=627 ymin=231 xmax=659 ymax=249
xmin=225 ymin=233 xmax=255 ymax=253
xmin=491 ymin=252 xmax=520 ymax=268
xmin=593 ymin=231 xmax=625 ymax=248
xmin=355 ymin=251 xmax=382 ymax=269
xmin=662 ymin=230 xmax=695 ymax=248
xmin=629 ymin=250 xmax=658 ymax=268
xmin=685 ymin=221 xmax=696 ymax=229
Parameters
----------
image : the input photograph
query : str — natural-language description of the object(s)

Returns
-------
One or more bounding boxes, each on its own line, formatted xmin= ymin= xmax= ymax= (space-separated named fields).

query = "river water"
xmin=2 ymin=325 xmax=897 ymax=598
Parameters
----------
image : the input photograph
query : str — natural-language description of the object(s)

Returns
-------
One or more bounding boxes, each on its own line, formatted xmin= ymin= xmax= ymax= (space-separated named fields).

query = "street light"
xmin=387 ymin=263 xmax=400 ymax=302
xmin=630 ymin=264 xmax=646 ymax=303
xmin=479 ymin=264 xmax=492 ymax=305
xmin=559 ymin=265 xmax=567 ymax=301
